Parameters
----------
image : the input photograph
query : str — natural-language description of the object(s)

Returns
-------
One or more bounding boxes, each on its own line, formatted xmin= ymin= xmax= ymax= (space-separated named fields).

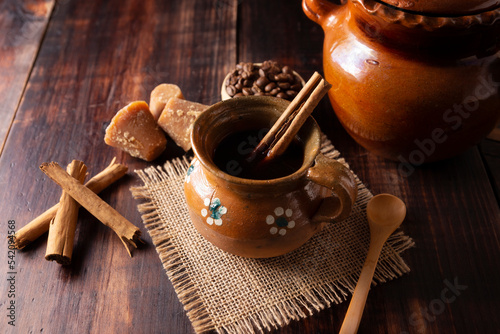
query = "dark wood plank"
xmin=0 ymin=0 xmax=236 ymax=332
xmin=0 ymin=0 xmax=54 ymax=154
xmin=480 ymin=138 xmax=500 ymax=203
xmin=238 ymin=1 xmax=500 ymax=334
xmin=237 ymin=0 xmax=324 ymax=79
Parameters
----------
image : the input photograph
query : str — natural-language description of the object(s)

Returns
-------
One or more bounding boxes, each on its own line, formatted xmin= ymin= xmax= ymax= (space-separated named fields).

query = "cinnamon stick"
xmin=14 ymin=158 xmax=128 ymax=249
xmin=45 ymin=160 xmax=87 ymax=265
xmin=248 ymin=71 xmax=331 ymax=163
xmin=40 ymin=162 xmax=141 ymax=257
xmin=269 ymin=76 xmax=331 ymax=157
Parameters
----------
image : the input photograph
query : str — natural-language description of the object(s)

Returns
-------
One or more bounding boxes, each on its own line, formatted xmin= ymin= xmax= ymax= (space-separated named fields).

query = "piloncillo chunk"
xmin=157 ymin=97 xmax=208 ymax=151
xmin=104 ymin=101 xmax=167 ymax=161
xmin=149 ymin=84 xmax=184 ymax=120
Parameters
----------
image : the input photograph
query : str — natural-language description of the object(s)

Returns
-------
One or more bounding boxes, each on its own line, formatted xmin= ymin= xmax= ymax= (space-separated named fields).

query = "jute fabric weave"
xmin=131 ymin=137 xmax=414 ymax=333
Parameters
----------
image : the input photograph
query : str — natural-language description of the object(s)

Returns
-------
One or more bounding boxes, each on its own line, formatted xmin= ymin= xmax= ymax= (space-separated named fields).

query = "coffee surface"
xmin=212 ymin=129 xmax=304 ymax=180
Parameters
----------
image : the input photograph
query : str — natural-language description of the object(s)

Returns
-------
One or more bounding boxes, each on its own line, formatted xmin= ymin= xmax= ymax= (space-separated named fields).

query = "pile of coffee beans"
xmin=225 ymin=61 xmax=303 ymax=100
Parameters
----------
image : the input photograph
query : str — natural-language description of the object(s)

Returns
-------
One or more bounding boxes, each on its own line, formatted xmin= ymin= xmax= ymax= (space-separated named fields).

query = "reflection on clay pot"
xmin=303 ymin=0 xmax=500 ymax=164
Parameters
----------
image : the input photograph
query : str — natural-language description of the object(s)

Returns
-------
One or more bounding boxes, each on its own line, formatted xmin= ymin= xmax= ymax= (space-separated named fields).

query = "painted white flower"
xmin=266 ymin=207 xmax=295 ymax=236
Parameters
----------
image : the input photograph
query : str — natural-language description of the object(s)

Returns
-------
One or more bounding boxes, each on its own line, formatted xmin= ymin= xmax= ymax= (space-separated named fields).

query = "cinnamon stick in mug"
xmin=247 ymin=71 xmax=331 ymax=164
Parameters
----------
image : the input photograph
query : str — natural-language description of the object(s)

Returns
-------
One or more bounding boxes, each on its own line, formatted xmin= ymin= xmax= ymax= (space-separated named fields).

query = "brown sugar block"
xmin=158 ymin=97 xmax=208 ymax=151
xmin=149 ymin=84 xmax=184 ymax=120
xmin=105 ymin=101 xmax=167 ymax=161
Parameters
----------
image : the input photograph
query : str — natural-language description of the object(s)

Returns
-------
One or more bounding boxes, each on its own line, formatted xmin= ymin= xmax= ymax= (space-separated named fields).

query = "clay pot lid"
xmin=378 ymin=0 xmax=500 ymax=16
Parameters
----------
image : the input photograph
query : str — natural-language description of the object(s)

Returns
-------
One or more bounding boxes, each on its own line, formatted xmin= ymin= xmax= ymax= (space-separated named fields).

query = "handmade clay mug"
xmin=303 ymin=0 xmax=500 ymax=163
xmin=184 ymin=96 xmax=357 ymax=258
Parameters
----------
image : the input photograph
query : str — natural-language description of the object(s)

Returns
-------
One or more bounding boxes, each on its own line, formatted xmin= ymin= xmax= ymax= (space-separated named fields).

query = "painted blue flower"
xmin=201 ymin=197 xmax=227 ymax=226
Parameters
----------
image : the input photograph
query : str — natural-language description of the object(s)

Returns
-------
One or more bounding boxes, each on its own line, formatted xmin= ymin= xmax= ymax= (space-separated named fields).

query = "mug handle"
xmin=306 ymin=153 xmax=357 ymax=223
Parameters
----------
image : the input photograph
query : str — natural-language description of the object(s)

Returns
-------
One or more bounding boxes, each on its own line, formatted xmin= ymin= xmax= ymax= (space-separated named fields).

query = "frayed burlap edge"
xmin=131 ymin=137 xmax=415 ymax=334
xmin=214 ymin=233 xmax=414 ymax=334
xmin=132 ymin=156 xmax=215 ymax=333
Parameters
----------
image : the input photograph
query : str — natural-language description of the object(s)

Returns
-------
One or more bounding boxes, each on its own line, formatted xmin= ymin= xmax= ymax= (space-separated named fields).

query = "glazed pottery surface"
xmin=303 ymin=0 xmax=500 ymax=163
xmin=184 ymin=96 xmax=358 ymax=258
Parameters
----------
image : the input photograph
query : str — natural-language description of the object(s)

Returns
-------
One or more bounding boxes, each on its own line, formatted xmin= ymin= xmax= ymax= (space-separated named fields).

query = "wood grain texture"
xmin=0 ymin=0 xmax=235 ymax=332
xmin=480 ymin=139 xmax=500 ymax=202
xmin=0 ymin=0 xmax=54 ymax=154
xmin=0 ymin=0 xmax=499 ymax=333
xmin=238 ymin=0 xmax=324 ymax=79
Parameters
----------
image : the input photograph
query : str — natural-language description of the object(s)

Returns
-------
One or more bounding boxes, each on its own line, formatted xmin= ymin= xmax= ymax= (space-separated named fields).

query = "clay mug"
xmin=184 ymin=96 xmax=358 ymax=258
xmin=303 ymin=0 xmax=500 ymax=163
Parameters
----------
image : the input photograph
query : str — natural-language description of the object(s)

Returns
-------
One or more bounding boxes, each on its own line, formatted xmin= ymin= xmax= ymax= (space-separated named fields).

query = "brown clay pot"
xmin=303 ymin=0 xmax=500 ymax=165
xmin=184 ymin=96 xmax=358 ymax=258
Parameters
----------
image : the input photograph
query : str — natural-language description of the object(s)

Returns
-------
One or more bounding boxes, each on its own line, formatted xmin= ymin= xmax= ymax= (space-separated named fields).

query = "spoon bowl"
xmin=340 ymin=194 xmax=406 ymax=334
xmin=367 ymin=193 xmax=407 ymax=230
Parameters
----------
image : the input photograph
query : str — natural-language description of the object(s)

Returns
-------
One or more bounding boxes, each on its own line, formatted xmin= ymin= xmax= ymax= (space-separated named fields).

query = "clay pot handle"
xmin=306 ymin=153 xmax=357 ymax=223
xmin=302 ymin=0 xmax=343 ymax=27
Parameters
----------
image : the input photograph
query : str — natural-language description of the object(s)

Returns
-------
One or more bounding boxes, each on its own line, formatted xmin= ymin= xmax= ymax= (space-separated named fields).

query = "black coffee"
xmin=212 ymin=129 xmax=304 ymax=180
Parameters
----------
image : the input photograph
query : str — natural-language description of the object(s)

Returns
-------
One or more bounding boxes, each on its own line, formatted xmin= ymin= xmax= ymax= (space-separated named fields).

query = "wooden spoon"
xmin=339 ymin=194 xmax=407 ymax=334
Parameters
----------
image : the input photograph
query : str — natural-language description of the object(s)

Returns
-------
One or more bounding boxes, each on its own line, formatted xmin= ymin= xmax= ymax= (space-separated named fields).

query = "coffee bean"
xmin=234 ymin=83 xmax=242 ymax=90
xmin=270 ymin=88 xmax=280 ymax=95
xmin=278 ymin=82 xmax=290 ymax=90
xmin=282 ymin=66 xmax=292 ymax=74
xmin=286 ymin=90 xmax=298 ymax=98
xmin=255 ymin=76 xmax=269 ymax=88
xmin=261 ymin=61 xmax=271 ymax=70
xmin=252 ymin=85 xmax=262 ymax=93
xmin=243 ymin=63 xmax=253 ymax=73
xmin=234 ymin=92 xmax=244 ymax=97
xmin=242 ymin=87 xmax=252 ymax=96
xmin=276 ymin=73 xmax=289 ymax=82
xmin=277 ymin=92 xmax=288 ymax=99
xmin=229 ymin=76 xmax=238 ymax=85
xmin=265 ymin=82 xmax=277 ymax=92
xmin=226 ymin=85 xmax=236 ymax=96
xmin=269 ymin=65 xmax=280 ymax=75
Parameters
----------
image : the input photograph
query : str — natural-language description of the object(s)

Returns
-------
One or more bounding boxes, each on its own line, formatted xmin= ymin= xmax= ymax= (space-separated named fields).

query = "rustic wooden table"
xmin=1 ymin=0 xmax=499 ymax=333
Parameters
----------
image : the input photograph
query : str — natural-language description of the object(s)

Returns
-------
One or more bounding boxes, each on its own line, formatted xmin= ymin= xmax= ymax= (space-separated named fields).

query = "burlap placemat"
xmin=131 ymin=137 xmax=414 ymax=334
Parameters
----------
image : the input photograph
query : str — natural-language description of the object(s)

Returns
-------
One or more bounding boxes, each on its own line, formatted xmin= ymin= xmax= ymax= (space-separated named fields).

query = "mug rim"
xmin=191 ymin=96 xmax=321 ymax=186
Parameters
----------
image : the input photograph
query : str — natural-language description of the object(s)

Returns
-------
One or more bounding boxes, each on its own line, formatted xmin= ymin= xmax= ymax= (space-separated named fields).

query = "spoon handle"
xmin=339 ymin=236 xmax=387 ymax=334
